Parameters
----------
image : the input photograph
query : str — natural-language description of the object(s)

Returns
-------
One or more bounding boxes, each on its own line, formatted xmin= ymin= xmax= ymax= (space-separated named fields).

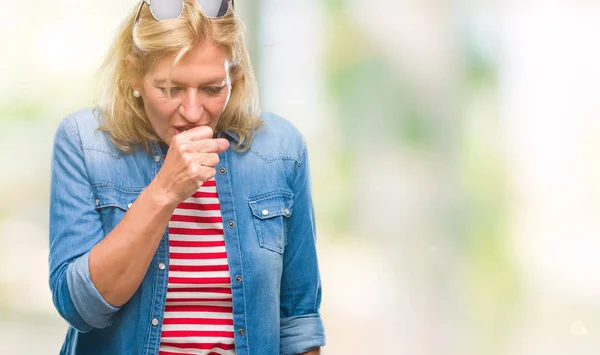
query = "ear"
xmin=125 ymin=54 xmax=142 ymax=92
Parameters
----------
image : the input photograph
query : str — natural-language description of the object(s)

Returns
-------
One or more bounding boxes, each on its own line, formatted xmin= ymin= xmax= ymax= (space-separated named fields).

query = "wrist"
xmin=144 ymin=180 xmax=179 ymax=211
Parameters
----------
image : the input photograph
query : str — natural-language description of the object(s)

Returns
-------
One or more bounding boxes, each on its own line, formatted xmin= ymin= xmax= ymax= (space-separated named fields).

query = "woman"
xmin=48 ymin=1 xmax=325 ymax=354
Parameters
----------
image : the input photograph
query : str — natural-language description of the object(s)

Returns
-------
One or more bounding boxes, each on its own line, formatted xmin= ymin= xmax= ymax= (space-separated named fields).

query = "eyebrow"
xmin=152 ymin=77 xmax=227 ymax=87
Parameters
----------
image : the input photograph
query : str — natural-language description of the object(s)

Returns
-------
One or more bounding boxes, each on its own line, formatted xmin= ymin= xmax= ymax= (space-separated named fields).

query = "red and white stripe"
xmin=159 ymin=178 xmax=236 ymax=355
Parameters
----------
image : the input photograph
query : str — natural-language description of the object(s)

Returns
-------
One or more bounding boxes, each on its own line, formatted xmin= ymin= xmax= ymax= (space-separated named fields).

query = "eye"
xmin=203 ymin=86 xmax=224 ymax=97
xmin=159 ymin=87 xmax=183 ymax=96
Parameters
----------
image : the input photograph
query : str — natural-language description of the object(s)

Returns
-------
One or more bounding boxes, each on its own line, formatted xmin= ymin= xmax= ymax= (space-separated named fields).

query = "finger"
xmin=216 ymin=138 xmax=230 ymax=153
xmin=196 ymin=166 xmax=217 ymax=182
xmin=191 ymin=138 xmax=230 ymax=153
xmin=195 ymin=153 xmax=220 ymax=168
xmin=177 ymin=125 xmax=214 ymax=142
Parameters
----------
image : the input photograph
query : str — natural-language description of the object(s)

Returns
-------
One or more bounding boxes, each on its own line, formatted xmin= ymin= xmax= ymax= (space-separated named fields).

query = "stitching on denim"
xmin=81 ymin=145 xmax=122 ymax=159
xmin=92 ymin=183 xmax=145 ymax=193
xmin=247 ymin=190 xmax=294 ymax=203
xmin=65 ymin=115 xmax=96 ymax=205
xmin=249 ymin=148 xmax=299 ymax=163
xmin=223 ymin=154 xmax=251 ymax=352
xmin=297 ymin=143 xmax=307 ymax=168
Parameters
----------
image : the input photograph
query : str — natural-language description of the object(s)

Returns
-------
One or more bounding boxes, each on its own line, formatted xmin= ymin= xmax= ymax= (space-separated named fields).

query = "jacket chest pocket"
xmin=92 ymin=186 xmax=143 ymax=235
xmin=248 ymin=191 xmax=294 ymax=254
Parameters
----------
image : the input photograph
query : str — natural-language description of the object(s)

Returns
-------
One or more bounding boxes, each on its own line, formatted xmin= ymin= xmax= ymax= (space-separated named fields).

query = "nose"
xmin=178 ymin=90 xmax=204 ymax=123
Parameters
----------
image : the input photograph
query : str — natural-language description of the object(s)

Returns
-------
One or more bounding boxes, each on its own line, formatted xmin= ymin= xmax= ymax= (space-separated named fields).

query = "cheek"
xmin=141 ymin=93 xmax=181 ymax=141
xmin=144 ymin=94 xmax=179 ymax=121
xmin=206 ymin=92 xmax=231 ymax=114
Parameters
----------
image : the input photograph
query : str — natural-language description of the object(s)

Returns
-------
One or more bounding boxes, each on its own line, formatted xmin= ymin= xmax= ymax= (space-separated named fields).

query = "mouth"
xmin=173 ymin=126 xmax=193 ymax=135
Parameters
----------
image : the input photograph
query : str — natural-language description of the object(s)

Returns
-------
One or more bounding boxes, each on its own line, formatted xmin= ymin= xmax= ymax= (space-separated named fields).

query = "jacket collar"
xmin=219 ymin=129 xmax=248 ymax=149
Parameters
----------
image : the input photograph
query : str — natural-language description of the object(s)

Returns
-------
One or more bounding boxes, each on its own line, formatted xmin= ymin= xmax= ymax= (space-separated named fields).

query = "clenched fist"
xmin=150 ymin=125 xmax=230 ymax=207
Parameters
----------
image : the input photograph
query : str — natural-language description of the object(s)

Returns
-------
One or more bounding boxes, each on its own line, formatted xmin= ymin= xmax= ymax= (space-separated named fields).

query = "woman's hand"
xmin=149 ymin=125 xmax=230 ymax=207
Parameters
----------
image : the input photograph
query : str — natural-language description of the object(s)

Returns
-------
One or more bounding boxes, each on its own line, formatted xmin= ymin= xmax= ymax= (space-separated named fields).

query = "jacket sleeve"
xmin=48 ymin=115 xmax=120 ymax=333
xmin=280 ymin=142 xmax=326 ymax=355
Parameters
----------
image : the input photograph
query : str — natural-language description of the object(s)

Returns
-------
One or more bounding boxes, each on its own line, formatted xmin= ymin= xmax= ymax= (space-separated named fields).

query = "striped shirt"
xmin=159 ymin=178 xmax=236 ymax=355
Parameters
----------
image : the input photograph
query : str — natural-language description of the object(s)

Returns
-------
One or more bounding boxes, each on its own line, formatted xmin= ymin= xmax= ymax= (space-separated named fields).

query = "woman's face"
xmin=135 ymin=41 xmax=232 ymax=145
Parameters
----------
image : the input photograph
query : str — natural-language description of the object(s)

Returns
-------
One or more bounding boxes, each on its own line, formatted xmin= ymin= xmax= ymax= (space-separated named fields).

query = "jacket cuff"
xmin=67 ymin=252 xmax=121 ymax=329
xmin=280 ymin=313 xmax=326 ymax=355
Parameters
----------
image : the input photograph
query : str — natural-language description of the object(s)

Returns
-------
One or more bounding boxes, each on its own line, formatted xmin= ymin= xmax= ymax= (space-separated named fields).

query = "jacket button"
xmin=261 ymin=209 xmax=269 ymax=216
xmin=95 ymin=199 xmax=100 ymax=206
xmin=219 ymin=167 xmax=227 ymax=174
xmin=284 ymin=208 xmax=290 ymax=216
xmin=227 ymin=220 xmax=235 ymax=228
xmin=238 ymin=328 xmax=245 ymax=336
xmin=127 ymin=203 xmax=133 ymax=209
xmin=235 ymin=275 xmax=242 ymax=282
xmin=154 ymin=155 xmax=161 ymax=163
xmin=151 ymin=318 xmax=159 ymax=326
xmin=158 ymin=263 xmax=166 ymax=270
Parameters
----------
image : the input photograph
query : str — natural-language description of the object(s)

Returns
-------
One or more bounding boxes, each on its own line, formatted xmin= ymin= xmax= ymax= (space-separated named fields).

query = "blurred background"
xmin=1 ymin=0 xmax=600 ymax=354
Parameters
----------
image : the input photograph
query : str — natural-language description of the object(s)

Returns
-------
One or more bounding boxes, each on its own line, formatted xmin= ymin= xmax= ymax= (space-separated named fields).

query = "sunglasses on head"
xmin=134 ymin=0 xmax=234 ymax=26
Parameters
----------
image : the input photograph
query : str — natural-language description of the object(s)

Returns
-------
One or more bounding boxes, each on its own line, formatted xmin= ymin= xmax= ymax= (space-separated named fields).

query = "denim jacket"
xmin=48 ymin=107 xmax=325 ymax=355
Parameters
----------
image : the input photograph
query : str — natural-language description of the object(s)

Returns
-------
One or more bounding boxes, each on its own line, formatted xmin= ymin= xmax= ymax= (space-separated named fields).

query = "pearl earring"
xmin=133 ymin=90 xmax=141 ymax=98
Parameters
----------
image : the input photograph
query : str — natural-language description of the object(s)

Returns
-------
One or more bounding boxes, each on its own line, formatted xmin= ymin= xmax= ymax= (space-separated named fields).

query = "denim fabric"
xmin=49 ymin=107 xmax=325 ymax=355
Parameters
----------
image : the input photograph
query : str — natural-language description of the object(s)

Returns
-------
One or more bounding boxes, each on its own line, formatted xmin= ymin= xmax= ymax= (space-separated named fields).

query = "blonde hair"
xmin=96 ymin=0 xmax=262 ymax=153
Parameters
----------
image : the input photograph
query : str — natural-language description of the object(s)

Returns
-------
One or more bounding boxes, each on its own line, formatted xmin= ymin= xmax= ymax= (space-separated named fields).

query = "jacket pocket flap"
xmin=248 ymin=191 xmax=294 ymax=220
xmin=92 ymin=186 xmax=143 ymax=210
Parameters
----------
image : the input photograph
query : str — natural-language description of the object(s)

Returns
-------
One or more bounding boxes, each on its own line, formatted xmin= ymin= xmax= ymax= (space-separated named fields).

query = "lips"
xmin=173 ymin=126 xmax=192 ymax=135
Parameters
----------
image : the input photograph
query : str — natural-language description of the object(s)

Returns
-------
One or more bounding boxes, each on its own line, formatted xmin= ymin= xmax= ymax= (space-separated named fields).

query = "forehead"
xmin=147 ymin=41 xmax=229 ymax=83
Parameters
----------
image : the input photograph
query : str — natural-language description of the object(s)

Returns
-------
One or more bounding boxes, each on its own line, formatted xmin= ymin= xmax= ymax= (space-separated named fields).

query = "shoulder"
xmin=57 ymin=107 xmax=100 ymax=134
xmin=55 ymin=107 xmax=123 ymax=157
xmin=249 ymin=112 xmax=307 ymax=163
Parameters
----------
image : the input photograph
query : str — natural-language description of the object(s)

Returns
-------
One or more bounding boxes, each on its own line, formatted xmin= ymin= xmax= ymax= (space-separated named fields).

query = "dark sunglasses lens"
xmin=151 ymin=0 xmax=184 ymax=20
xmin=197 ymin=0 xmax=230 ymax=18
